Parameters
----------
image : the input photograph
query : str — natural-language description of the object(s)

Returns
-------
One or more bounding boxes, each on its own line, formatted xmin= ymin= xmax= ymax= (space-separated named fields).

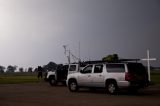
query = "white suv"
xmin=66 ymin=62 xmax=149 ymax=94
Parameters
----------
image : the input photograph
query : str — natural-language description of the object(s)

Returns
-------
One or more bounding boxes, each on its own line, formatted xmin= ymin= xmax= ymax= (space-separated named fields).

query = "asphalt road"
xmin=0 ymin=82 xmax=160 ymax=106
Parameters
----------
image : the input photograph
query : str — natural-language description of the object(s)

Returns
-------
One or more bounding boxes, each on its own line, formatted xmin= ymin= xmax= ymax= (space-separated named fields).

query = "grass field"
xmin=0 ymin=72 xmax=40 ymax=84
xmin=0 ymin=70 xmax=160 ymax=84
xmin=151 ymin=70 xmax=160 ymax=84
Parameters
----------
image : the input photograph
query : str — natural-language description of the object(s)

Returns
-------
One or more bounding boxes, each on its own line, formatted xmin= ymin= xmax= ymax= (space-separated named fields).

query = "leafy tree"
xmin=6 ymin=65 xmax=17 ymax=73
xmin=19 ymin=67 xmax=24 ymax=73
xmin=28 ymin=67 xmax=33 ymax=73
xmin=43 ymin=62 xmax=57 ymax=71
xmin=102 ymin=54 xmax=119 ymax=62
xmin=0 ymin=65 xmax=5 ymax=73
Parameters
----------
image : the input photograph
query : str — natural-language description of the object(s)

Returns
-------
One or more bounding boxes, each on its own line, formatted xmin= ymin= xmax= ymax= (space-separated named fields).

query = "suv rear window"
xmin=127 ymin=63 xmax=146 ymax=75
xmin=106 ymin=64 xmax=125 ymax=73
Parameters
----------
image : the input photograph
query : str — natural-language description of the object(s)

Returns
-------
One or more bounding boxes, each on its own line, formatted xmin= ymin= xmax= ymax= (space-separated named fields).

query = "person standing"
xmin=37 ymin=66 xmax=43 ymax=80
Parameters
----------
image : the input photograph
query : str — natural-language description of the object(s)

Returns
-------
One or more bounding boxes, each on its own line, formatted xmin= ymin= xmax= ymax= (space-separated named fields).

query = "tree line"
xmin=0 ymin=61 xmax=57 ymax=73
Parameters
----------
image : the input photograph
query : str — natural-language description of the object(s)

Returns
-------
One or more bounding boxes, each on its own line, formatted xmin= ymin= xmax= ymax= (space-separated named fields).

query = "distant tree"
xmin=6 ymin=65 xmax=17 ymax=73
xmin=0 ymin=65 xmax=5 ymax=73
xmin=19 ymin=67 xmax=24 ymax=73
xmin=43 ymin=62 xmax=57 ymax=71
xmin=28 ymin=67 xmax=33 ymax=73
xmin=102 ymin=54 xmax=119 ymax=62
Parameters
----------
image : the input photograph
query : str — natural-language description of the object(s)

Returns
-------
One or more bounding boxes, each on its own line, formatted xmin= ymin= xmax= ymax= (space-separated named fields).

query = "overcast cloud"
xmin=0 ymin=0 xmax=160 ymax=69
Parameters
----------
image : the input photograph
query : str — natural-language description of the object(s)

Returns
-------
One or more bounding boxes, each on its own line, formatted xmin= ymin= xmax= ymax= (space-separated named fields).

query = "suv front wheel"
xmin=68 ymin=80 xmax=78 ymax=92
xmin=49 ymin=77 xmax=57 ymax=86
xmin=106 ymin=81 xmax=118 ymax=95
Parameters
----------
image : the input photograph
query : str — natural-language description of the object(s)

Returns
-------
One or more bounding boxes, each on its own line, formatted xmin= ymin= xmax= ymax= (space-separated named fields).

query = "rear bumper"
xmin=129 ymin=80 xmax=149 ymax=88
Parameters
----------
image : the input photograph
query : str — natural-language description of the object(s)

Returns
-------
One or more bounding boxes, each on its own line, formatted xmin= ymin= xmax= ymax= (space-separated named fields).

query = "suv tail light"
xmin=125 ymin=72 xmax=133 ymax=81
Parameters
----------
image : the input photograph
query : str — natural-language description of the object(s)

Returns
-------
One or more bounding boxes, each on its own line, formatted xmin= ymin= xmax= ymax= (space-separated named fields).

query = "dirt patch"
xmin=0 ymin=82 xmax=160 ymax=106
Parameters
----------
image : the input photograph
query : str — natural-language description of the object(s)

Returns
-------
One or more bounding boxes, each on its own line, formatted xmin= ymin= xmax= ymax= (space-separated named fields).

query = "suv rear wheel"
xmin=68 ymin=80 xmax=78 ymax=92
xmin=106 ymin=81 xmax=118 ymax=95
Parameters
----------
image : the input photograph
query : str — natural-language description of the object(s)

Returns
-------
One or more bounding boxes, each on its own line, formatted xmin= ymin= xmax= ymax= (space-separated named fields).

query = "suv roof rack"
xmin=80 ymin=59 xmax=140 ymax=64
xmin=118 ymin=59 xmax=140 ymax=62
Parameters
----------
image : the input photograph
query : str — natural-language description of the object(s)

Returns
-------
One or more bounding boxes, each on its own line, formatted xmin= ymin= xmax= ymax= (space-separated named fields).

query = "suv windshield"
xmin=127 ymin=63 xmax=147 ymax=75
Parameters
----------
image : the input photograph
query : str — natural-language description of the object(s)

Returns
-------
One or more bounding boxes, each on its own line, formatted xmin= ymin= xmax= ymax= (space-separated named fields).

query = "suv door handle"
xmin=99 ymin=75 xmax=102 ymax=77
xmin=88 ymin=75 xmax=91 ymax=77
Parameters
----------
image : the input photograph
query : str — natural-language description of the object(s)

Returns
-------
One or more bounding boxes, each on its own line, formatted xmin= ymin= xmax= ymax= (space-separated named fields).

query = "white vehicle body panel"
xmin=67 ymin=63 xmax=131 ymax=88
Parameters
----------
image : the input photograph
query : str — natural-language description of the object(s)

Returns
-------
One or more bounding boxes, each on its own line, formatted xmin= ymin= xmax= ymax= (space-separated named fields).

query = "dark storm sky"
xmin=0 ymin=0 xmax=160 ymax=68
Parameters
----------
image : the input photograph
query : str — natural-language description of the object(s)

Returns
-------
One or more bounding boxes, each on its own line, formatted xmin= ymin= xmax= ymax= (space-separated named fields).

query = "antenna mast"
xmin=63 ymin=45 xmax=70 ymax=64
xmin=79 ymin=42 xmax=81 ymax=62
xmin=63 ymin=44 xmax=80 ymax=64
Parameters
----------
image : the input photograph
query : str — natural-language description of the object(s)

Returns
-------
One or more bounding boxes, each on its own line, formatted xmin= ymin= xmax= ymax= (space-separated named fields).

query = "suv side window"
xmin=69 ymin=65 xmax=76 ymax=71
xmin=106 ymin=64 xmax=125 ymax=73
xmin=94 ymin=65 xmax=103 ymax=73
xmin=81 ymin=65 xmax=93 ymax=74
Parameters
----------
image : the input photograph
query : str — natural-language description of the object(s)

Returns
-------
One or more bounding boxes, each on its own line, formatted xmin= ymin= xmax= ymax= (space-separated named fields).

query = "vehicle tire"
xmin=106 ymin=81 xmax=118 ymax=95
xmin=68 ymin=80 xmax=78 ymax=92
xmin=49 ymin=77 xmax=57 ymax=86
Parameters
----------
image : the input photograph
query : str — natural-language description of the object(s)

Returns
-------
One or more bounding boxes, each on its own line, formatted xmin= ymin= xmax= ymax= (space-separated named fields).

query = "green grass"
xmin=0 ymin=70 xmax=160 ymax=84
xmin=0 ymin=72 xmax=40 ymax=84
xmin=151 ymin=70 xmax=160 ymax=84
